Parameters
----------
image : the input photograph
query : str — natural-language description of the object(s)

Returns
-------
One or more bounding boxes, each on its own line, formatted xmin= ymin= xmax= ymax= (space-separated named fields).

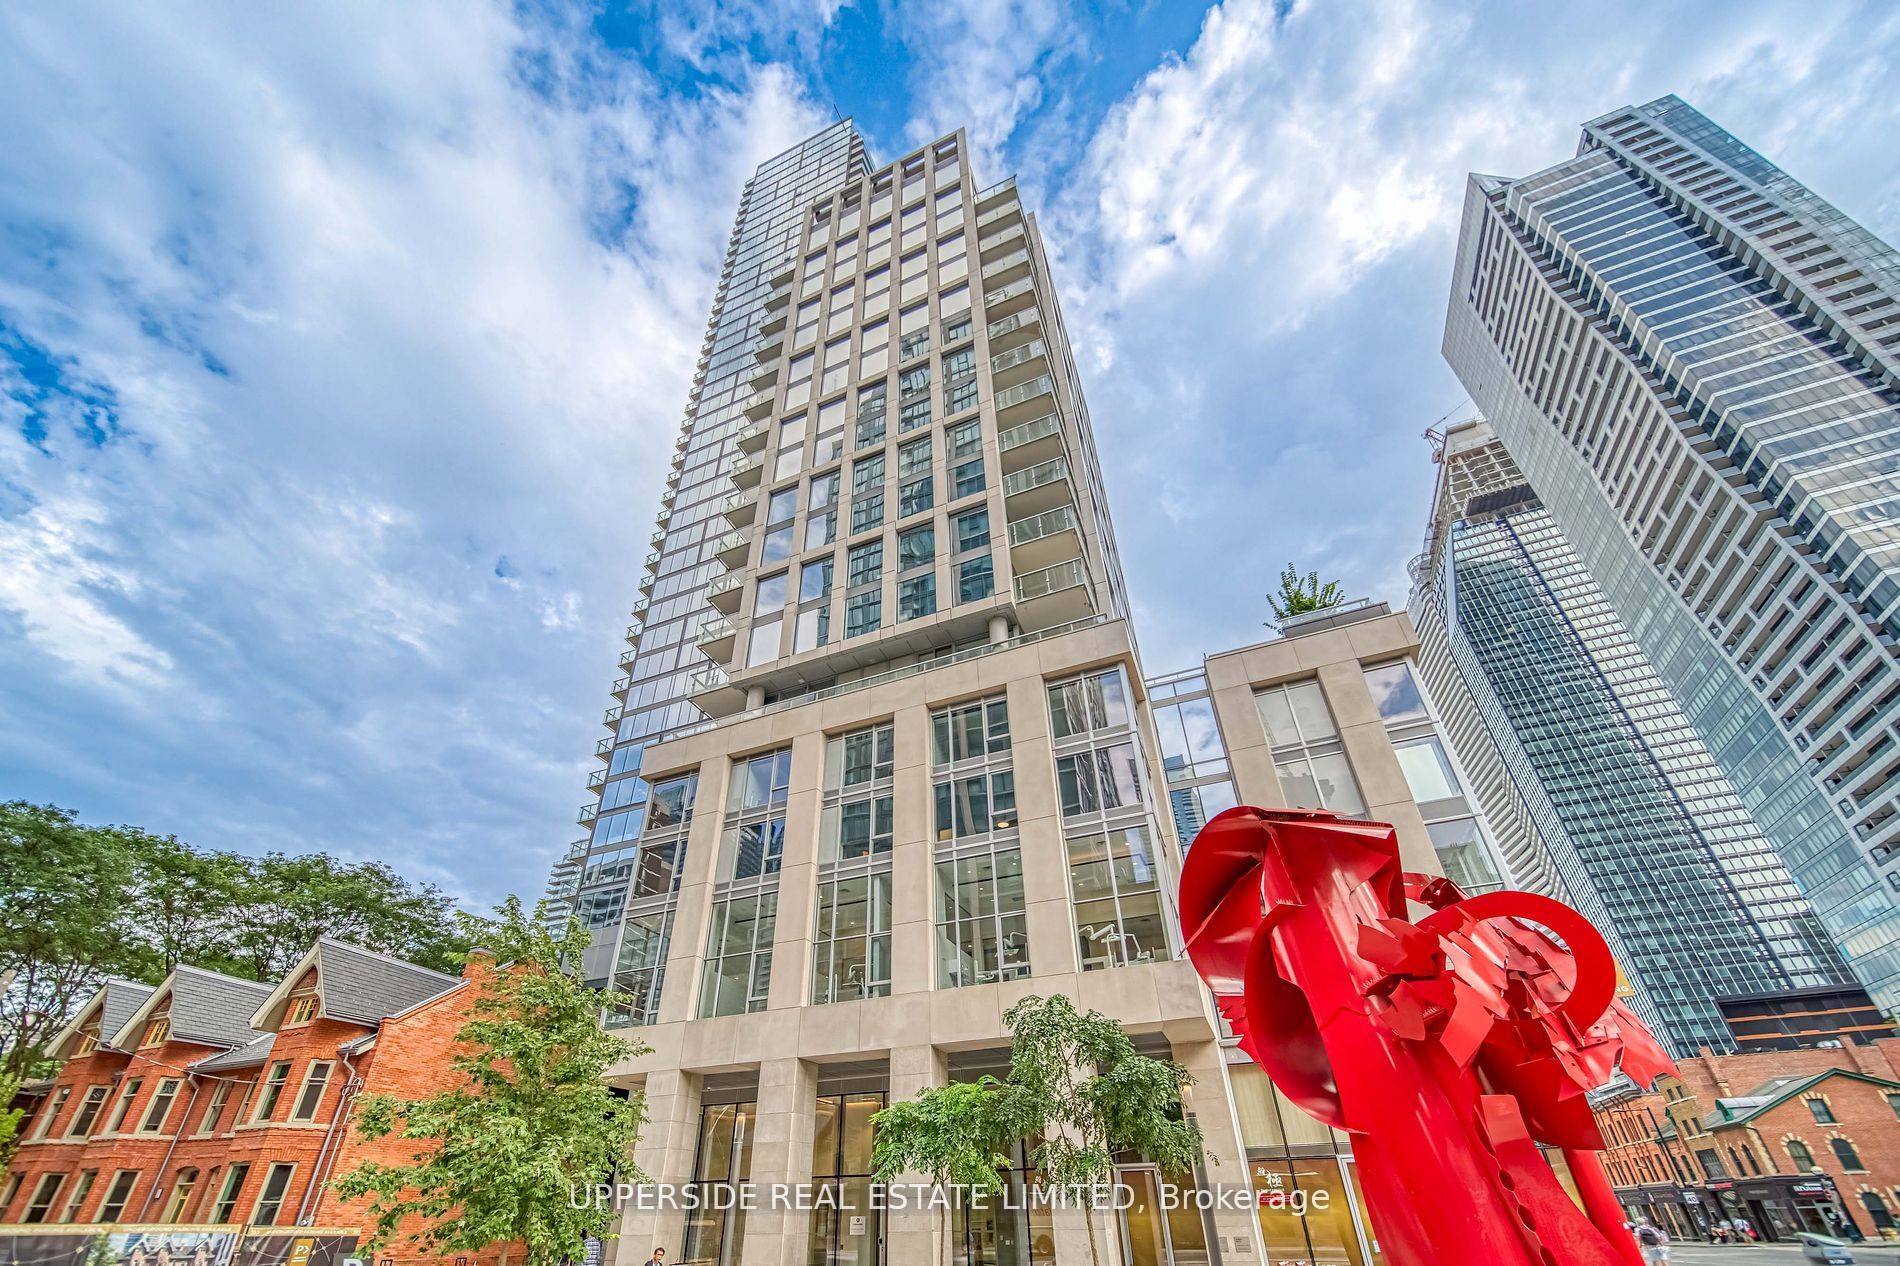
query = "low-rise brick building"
xmin=0 ymin=940 xmax=460 ymax=1241
xmin=1595 ymin=1039 xmax=1900 ymax=1242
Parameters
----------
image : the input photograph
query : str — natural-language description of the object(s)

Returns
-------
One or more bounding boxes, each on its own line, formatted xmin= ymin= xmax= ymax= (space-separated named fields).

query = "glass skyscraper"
xmin=1412 ymin=419 xmax=1857 ymax=1053
xmin=1442 ymin=95 xmax=1900 ymax=1013
xmin=545 ymin=121 xmax=873 ymax=989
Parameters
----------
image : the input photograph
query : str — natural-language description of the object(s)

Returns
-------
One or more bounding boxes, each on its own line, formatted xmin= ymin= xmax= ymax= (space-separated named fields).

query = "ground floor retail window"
xmin=1249 ymin=1156 xmax=1375 ymax=1266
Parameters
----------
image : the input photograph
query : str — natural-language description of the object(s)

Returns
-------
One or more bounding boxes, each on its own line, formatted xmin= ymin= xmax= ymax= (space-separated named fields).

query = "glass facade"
xmin=551 ymin=121 xmax=872 ymax=987
xmin=1419 ymin=458 xmax=1853 ymax=1053
xmin=1443 ymin=95 xmax=1900 ymax=1011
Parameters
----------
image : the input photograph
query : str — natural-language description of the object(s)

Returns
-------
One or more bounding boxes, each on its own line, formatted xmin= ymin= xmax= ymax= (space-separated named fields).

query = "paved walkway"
xmin=1669 ymin=1243 xmax=1900 ymax=1265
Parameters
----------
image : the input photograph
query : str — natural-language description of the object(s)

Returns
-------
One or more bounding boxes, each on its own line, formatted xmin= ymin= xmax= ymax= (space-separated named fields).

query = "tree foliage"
xmin=870 ymin=1079 xmax=1012 ymax=1266
xmin=1267 ymin=563 xmax=1345 ymax=627
xmin=0 ymin=801 xmax=467 ymax=1074
xmin=0 ymin=1069 xmax=24 ymax=1169
xmin=330 ymin=898 xmax=647 ymax=1266
xmin=1000 ymin=995 xmax=1202 ymax=1266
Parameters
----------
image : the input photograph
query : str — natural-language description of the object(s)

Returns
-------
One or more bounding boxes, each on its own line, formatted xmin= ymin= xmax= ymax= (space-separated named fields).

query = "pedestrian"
xmin=642 ymin=1250 xmax=666 ymax=1266
xmin=1634 ymin=1220 xmax=1671 ymax=1264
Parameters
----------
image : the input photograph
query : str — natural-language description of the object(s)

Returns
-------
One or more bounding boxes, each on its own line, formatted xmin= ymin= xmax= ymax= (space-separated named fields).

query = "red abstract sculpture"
xmin=1179 ymin=806 xmax=1675 ymax=1266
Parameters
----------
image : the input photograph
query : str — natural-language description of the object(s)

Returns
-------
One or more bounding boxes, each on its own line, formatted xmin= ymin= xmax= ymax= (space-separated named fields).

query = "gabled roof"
xmin=189 ymin=1032 xmax=277 ymax=1073
xmin=111 ymin=965 xmax=274 ymax=1051
xmin=1705 ymin=1068 xmax=1900 ymax=1129
xmin=45 ymin=977 xmax=158 ymax=1059
xmin=249 ymin=937 xmax=459 ymax=1030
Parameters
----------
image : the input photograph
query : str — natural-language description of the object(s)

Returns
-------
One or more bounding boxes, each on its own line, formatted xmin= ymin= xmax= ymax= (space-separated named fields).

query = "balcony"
xmin=578 ymin=803 xmax=598 ymax=826
xmin=976 ymin=175 xmax=1017 ymax=210
xmin=1002 ymin=454 xmax=1073 ymax=518
xmin=618 ymin=647 xmax=639 ymax=669
xmin=689 ymin=663 xmax=747 ymax=718
xmin=754 ymin=336 xmax=785 ymax=363
xmin=1007 ymin=504 xmax=1081 ymax=572
xmin=609 ymin=674 xmax=632 ymax=700
xmin=696 ymin=614 xmax=737 ymax=662
xmin=713 ymin=530 xmax=751 ymax=569
xmin=707 ymin=572 xmax=743 ymax=613
xmin=763 ymin=285 xmax=791 ymax=312
xmin=722 ymin=491 xmax=757 ymax=527
xmin=981 ymin=246 xmax=1032 ymax=289
xmin=595 ymin=735 xmax=615 ymax=761
xmin=735 ymin=421 xmax=769 ymax=454
xmin=989 ymin=338 xmax=1047 ymax=390
xmin=587 ymin=768 xmax=607 ymax=791
xmin=986 ymin=307 xmax=1041 ymax=354
xmin=638 ymin=569 xmax=657 ymax=596
xmin=749 ymin=360 xmax=780 ymax=390
xmin=994 ymin=373 xmax=1055 ymax=427
xmin=998 ymin=413 xmax=1063 ymax=474
xmin=983 ymin=277 xmax=1036 ymax=320
xmin=743 ymin=390 xmax=776 ymax=420
xmin=979 ymin=222 xmax=1026 ymax=257
xmin=624 ymin=621 xmax=643 ymax=646
xmin=729 ymin=452 xmax=764 ymax=488
xmin=602 ymin=704 xmax=624 ymax=729
xmin=1013 ymin=557 xmax=1094 ymax=628
xmin=760 ymin=308 xmax=788 ymax=336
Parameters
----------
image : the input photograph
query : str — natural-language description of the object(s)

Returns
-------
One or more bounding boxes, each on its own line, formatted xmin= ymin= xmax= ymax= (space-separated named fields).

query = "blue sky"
xmin=3 ymin=0 xmax=1898 ymax=911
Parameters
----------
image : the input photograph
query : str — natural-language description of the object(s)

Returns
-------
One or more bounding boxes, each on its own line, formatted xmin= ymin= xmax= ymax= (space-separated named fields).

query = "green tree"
xmin=0 ymin=803 xmax=147 ymax=1074
xmin=228 ymin=853 xmax=469 ymax=978
xmin=0 ymin=1069 xmax=25 ymax=1169
xmin=869 ymin=1078 xmax=1013 ymax=1266
xmin=997 ymin=995 xmax=1203 ymax=1266
xmin=1267 ymin=563 xmax=1344 ymax=628
xmin=330 ymin=898 xmax=647 ymax=1266
xmin=123 ymin=831 xmax=253 ymax=975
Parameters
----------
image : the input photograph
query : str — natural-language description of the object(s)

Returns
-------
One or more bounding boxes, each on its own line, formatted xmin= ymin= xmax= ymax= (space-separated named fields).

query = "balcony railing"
xmin=1015 ymin=557 xmax=1088 ymax=602
xmin=1007 ymin=504 xmax=1078 ymax=548
xmin=707 ymin=574 xmax=741 ymax=600
xmin=995 ymin=374 xmax=1053 ymax=413
xmin=987 ymin=308 xmax=1039 ymax=341
xmin=690 ymin=664 xmax=730 ymax=693
xmin=1004 ymin=456 xmax=1068 ymax=498
xmin=990 ymin=339 xmax=1046 ymax=376
xmin=976 ymin=175 xmax=1017 ymax=204
xmin=999 ymin=413 xmax=1061 ymax=454
xmin=697 ymin=615 xmax=736 ymax=644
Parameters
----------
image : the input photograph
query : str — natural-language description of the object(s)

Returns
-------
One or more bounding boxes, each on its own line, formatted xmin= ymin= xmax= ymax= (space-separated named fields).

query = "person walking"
xmin=1634 ymin=1220 xmax=1671 ymax=1264
xmin=641 ymin=1250 xmax=666 ymax=1266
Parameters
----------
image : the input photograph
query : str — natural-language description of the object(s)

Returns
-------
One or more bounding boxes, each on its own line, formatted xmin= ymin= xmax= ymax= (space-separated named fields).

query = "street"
xmin=1669 ymin=1245 xmax=1900 ymax=1265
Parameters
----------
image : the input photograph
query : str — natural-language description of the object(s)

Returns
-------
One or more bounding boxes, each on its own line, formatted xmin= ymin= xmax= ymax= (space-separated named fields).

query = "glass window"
xmin=935 ymin=848 xmax=1029 ymax=988
xmin=898 ymin=524 xmax=935 ymax=572
xmin=1426 ymin=818 xmax=1502 ymax=894
xmin=955 ymin=509 xmax=990 ymax=552
xmin=946 ymin=378 xmax=979 ymax=417
xmin=1069 ymin=826 xmax=1165 ymax=969
xmin=1055 ymin=744 xmax=1143 ymax=817
xmin=1831 ymin=1137 xmax=1865 ymax=1171
xmin=899 ymin=476 xmax=933 ymax=517
xmin=1807 ymin=1099 xmax=1837 ymax=1124
xmin=762 ymin=524 xmax=793 ymax=564
xmin=767 ymin=486 xmax=798 ymax=524
xmin=1154 ymin=697 xmax=1227 ymax=782
xmin=1364 ymin=662 xmax=1428 ymax=724
xmin=852 ymin=453 xmax=884 ymax=494
xmin=900 ymin=397 xmax=931 ymax=432
xmin=746 ymin=618 xmax=780 ymax=667
xmin=952 ymin=458 xmax=985 ymax=498
xmin=699 ymin=892 xmax=778 ymax=1017
xmin=845 ymin=592 xmax=881 ymax=638
xmin=731 ymin=749 xmax=793 ymax=812
xmin=1394 ymin=737 xmax=1461 ymax=804
xmin=850 ymin=493 xmax=884 ymax=534
xmin=813 ymin=874 xmax=892 ymax=1004
xmin=949 ymin=419 xmax=981 ymax=458
xmin=827 ymin=722 xmax=894 ymax=788
xmin=1275 ymin=751 xmax=1366 ymax=817
xmin=931 ymin=697 xmax=1011 ymax=765
xmin=847 ymin=541 xmax=883 ymax=588
xmin=795 ymin=604 xmax=831 ymax=653
xmin=800 ymin=558 xmax=833 ymax=603
xmin=1048 ymin=669 xmax=1131 ymax=739
xmin=609 ymin=908 xmax=672 ymax=1028
xmin=958 ymin=554 xmax=994 ymax=603
xmin=898 ymin=435 xmax=932 ymax=477
xmin=898 ymin=574 xmax=937 ymax=621
xmin=756 ymin=572 xmax=787 ymax=614
xmin=1256 ymin=680 xmax=1337 ymax=746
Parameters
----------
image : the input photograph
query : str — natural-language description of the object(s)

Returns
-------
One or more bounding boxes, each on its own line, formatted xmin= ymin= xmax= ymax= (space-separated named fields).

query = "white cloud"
xmin=0 ymin=1 xmax=827 ymax=906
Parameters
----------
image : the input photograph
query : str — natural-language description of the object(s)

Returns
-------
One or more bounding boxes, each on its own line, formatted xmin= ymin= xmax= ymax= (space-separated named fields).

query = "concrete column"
xmin=768 ymin=730 xmax=826 ymax=1011
xmin=890 ymin=703 xmax=938 ymax=994
xmin=988 ymin=614 xmax=1010 ymax=644
xmin=658 ymin=757 xmax=730 ymax=1026
xmin=1176 ymin=1040 xmax=1270 ymax=1264
xmin=741 ymin=1056 xmax=818 ymax=1266
xmin=887 ymin=1044 xmax=948 ymax=1265
xmin=618 ymin=1069 xmax=702 ymax=1260
xmin=1004 ymin=676 xmax=1074 ymax=977
xmin=746 ymin=684 xmax=766 ymax=710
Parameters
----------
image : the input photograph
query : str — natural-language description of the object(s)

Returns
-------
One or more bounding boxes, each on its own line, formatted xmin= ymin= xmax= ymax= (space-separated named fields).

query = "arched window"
xmin=1861 ymin=1191 xmax=1895 ymax=1233
xmin=1787 ymin=1138 xmax=1815 ymax=1170
xmin=1831 ymin=1138 xmax=1866 ymax=1172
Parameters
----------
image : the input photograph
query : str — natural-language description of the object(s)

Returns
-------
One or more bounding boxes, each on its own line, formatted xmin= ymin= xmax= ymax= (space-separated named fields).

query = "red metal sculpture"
xmin=1180 ymin=806 xmax=1675 ymax=1266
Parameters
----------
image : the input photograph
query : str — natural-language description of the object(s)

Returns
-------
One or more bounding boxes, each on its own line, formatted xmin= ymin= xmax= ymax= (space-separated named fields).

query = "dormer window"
xmin=285 ymin=994 xmax=318 ymax=1027
xmin=72 ymin=1032 xmax=98 ymax=1057
xmin=141 ymin=1015 xmax=171 ymax=1047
